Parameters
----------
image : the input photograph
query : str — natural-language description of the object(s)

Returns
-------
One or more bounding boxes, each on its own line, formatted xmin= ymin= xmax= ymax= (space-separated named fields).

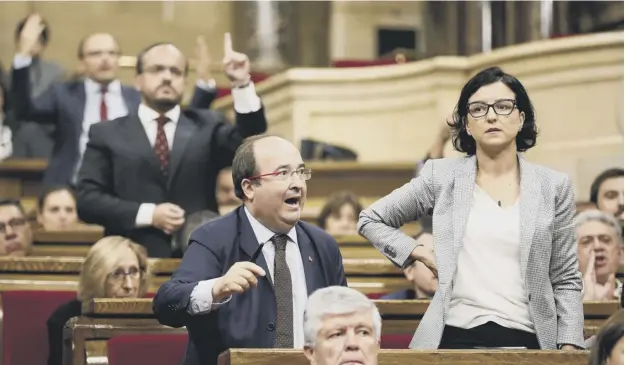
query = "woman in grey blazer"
xmin=358 ymin=66 xmax=584 ymax=350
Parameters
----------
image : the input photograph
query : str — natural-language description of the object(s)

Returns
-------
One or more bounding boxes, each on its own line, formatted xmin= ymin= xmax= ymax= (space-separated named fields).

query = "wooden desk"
xmin=218 ymin=348 xmax=588 ymax=365
xmin=0 ymin=257 xmax=177 ymax=292
xmin=0 ymin=159 xmax=46 ymax=199
xmin=373 ymin=300 xmax=621 ymax=337
xmin=32 ymin=228 xmax=104 ymax=257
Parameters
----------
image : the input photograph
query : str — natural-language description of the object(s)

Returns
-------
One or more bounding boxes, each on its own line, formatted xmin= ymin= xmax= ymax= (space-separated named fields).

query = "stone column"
xmin=231 ymin=1 xmax=329 ymax=72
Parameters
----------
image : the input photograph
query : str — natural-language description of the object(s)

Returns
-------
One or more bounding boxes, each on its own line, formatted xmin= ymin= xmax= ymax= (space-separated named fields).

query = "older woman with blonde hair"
xmin=46 ymin=236 xmax=149 ymax=365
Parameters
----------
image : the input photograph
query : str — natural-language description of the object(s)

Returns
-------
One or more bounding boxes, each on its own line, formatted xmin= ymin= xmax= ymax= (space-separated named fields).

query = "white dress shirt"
xmin=187 ymin=206 xmax=308 ymax=349
xmin=0 ymin=118 xmax=12 ymax=161
xmin=446 ymin=184 xmax=534 ymax=334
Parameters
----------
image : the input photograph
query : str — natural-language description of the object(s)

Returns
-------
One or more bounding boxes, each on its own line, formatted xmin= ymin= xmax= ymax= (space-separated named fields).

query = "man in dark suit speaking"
xmin=76 ymin=34 xmax=266 ymax=257
xmin=153 ymin=135 xmax=347 ymax=365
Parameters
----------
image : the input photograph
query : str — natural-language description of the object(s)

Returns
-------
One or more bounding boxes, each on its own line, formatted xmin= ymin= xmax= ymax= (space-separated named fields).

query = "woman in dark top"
xmin=47 ymin=236 xmax=149 ymax=365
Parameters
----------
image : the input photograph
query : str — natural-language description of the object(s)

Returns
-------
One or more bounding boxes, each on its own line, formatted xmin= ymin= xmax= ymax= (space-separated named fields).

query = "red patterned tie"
xmin=154 ymin=116 xmax=170 ymax=177
xmin=99 ymin=84 xmax=108 ymax=121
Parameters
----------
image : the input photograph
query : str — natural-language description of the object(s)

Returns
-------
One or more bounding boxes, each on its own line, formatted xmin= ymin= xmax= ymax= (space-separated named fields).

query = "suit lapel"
xmin=122 ymin=113 xmax=165 ymax=187
xmin=237 ymin=207 xmax=274 ymax=289
xmin=121 ymin=86 xmax=141 ymax=110
xmin=295 ymin=224 xmax=316 ymax=296
xmin=452 ymin=156 xmax=477 ymax=258
xmin=167 ymin=113 xmax=197 ymax=188
xmin=69 ymin=81 xmax=86 ymax=133
xmin=518 ymin=155 xmax=539 ymax=280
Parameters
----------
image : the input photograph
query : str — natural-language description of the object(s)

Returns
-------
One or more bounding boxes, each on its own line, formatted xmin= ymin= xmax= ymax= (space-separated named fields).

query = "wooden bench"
xmin=69 ymin=298 xmax=613 ymax=365
xmin=0 ymin=159 xmax=46 ymax=200
xmin=218 ymin=348 xmax=588 ymax=365
xmin=31 ymin=228 xmax=104 ymax=257
xmin=0 ymin=256 xmax=407 ymax=295
xmin=375 ymin=300 xmax=620 ymax=339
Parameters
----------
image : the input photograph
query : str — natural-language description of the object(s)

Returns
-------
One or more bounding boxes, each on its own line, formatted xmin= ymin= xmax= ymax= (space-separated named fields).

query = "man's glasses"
xmin=0 ymin=218 xmax=28 ymax=235
xmin=467 ymin=99 xmax=516 ymax=118
xmin=247 ymin=168 xmax=312 ymax=182
xmin=108 ymin=267 xmax=143 ymax=283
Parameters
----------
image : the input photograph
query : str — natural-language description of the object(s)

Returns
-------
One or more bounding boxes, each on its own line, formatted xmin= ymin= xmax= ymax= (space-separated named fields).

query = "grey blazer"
xmin=358 ymin=155 xmax=584 ymax=349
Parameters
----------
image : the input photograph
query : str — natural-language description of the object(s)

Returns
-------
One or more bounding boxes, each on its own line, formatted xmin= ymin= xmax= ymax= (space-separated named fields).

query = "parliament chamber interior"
xmin=0 ymin=1 xmax=623 ymax=365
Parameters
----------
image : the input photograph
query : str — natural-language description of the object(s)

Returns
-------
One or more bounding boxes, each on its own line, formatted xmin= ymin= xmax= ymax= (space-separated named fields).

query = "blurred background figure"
xmin=170 ymin=209 xmax=220 ymax=258
xmin=0 ymin=199 xmax=33 ymax=256
xmin=216 ymin=167 xmax=241 ymax=211
xmin=317 ymin=190 xmax=362 ymax=236
xmin=36 ymin=185 xmax=78 ymax=230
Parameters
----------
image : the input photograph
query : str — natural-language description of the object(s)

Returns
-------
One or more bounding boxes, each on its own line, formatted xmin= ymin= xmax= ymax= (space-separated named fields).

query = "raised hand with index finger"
xmin=222 ymin=32 xmax=251 ymax=87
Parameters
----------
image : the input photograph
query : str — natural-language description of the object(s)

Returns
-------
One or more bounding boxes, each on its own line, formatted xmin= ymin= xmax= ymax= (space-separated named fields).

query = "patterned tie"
xmin=99 ymin=84 xmax=108 ymax=121
xmin=154 ymin=116 xmax=171 ymax=177
xmin=273 ymin=234 xmax=294 ymax=348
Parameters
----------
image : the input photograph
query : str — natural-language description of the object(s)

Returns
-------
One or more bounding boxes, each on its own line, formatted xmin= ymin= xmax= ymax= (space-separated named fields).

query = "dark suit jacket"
xmin=75 ymin=108 xmax=267 ymax=257
xmin=46 ymin=299 xmax=81 ymax=365
xmin=11 ymin=65 xmax=216 ymax=186
xmin=153 ymin=207 xmax=347 ymax=365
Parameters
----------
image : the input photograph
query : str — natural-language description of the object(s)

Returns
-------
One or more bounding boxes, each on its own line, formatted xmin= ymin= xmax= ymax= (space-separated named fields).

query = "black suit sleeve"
xmin=188 ymin=85 xmax=217 ymax=109
xmin=11 ymin=66 xmax=59 ymax=124
xmin=331 ymin=237 xmax=348 ymax=286
xmin=210 ymin=107 xmax=268 ymax=170
xmin=153 ymin=229 xmax=224 ymax=328
xmin=75 ymin=124 xmax=142 ymax=232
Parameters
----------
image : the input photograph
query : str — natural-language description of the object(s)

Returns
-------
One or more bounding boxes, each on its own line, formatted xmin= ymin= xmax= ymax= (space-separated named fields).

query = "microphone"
xmin=249 ymin=242 xmax=266 ymax=262
xmin=498 ymin=201 xmax=501 ymax=207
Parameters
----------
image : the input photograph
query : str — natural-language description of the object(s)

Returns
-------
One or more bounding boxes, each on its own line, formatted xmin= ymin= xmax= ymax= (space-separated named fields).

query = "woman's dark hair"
xmin=448 ymin=66 xmax=538 ymax=155
xmin=588 ymin=309 xmax=623 ymax=365
xmin=37 ymin=185 xmax=76 ymax=211
xmin=590 ymin=168 xmax=624 ymax=205
xmin=317 ymin=191 xmax=363 ymax=229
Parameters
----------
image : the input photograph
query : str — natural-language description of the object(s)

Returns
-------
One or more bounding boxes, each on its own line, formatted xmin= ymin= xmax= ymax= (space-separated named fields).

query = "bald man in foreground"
xmin=12 ymin=17 xmax=216 ymax=186
xmin=153 ymin=134 xmax=347 ymax=365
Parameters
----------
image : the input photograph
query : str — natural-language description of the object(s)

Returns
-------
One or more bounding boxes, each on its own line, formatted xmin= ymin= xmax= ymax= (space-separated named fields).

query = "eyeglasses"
xmin=247 ymin=168 xmax=312 ymax=182
xmin=467 ymin=99 xmax=516 ymax=118
xmin=0 ymin=218 xmax=28 ymax=235
xmin=108 ymin=267 xmax=142 ymax=282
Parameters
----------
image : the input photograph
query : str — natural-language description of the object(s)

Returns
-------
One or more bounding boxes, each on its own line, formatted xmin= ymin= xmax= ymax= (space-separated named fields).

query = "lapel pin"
xmin=308 ymin=256 xmax=313 ymax=262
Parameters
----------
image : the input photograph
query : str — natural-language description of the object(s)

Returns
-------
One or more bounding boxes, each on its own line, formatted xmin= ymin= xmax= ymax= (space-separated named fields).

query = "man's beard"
xmin=147 ymin=96 xmax=181 ymax=113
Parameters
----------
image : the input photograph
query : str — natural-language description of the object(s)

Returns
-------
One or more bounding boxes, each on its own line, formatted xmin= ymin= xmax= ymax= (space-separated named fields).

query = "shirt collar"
xmin=243 ymin=206 xmax=298 ymax=245
xmin=137 ymin=103 xmax=181 ymax=125
xmin=84 ymin=78 xmax=122 ymax=95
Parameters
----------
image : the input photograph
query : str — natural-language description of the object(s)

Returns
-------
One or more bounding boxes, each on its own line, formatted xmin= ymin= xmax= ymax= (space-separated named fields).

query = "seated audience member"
xmin=576 ymin=210 xmax=623 ymax=301
xmin=0 ymin=199 xmax=33 ymax=256
xmin=303 ymin=286 xmax=380 ymax=365
xmin=588 ymin=309 xmax=623 ymax=365
xmin=317 ymin=191 xmax=363 ymax=236
xmin=46 ymin=236 xmax=148 ymax=365
xmin=171 ymin=210 xmax=220 ymax=258
xmin=216 ymin=167 xmax=241 ymax=210
xmin=37 ymin=185 xmax=79 ymax=230
xmin=590 ymin=168 xmax=624 ymax=223
xmin=382 ymin=229 xmax=437 ymax=300
xmin=577 ymin=201 xmax=598 ymax=215
xmin=586 ymin=285 xmax=623 ymax=349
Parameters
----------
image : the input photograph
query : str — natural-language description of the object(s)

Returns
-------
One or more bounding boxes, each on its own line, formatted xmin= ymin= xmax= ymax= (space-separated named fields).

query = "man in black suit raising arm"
xmin=153 ymin=134 xmax=347 ymax=365
xmin=76 ymin=34 xmax=267 ymax=258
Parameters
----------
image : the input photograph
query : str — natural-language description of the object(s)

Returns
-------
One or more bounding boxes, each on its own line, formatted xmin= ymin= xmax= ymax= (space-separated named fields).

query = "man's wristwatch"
xmin=232 ymin=75 xmax=251 ymax=89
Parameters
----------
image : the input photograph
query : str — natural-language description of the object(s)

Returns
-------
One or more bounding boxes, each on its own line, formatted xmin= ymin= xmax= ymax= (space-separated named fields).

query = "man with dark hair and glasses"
xmin=154 ymin=135 xmax=347 ymax=365
xmin=0 ymin=199 xmax=33 ymax=256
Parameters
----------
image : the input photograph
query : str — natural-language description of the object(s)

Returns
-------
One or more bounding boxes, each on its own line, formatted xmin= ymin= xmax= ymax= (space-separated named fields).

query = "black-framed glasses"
xmin=467 ymin=99 xmax=516 ymax=118
xmin=108 ymin=267 xmax=143 ymax=283
xmin=247 ymin=168 xmax=312 ymax=182
xmin=0 ymin=218 xmax=28 ymax=235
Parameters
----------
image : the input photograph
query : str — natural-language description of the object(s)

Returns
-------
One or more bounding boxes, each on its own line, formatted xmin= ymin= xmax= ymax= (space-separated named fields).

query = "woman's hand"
xmin=410 ymin=245 xmax=438 ymax=278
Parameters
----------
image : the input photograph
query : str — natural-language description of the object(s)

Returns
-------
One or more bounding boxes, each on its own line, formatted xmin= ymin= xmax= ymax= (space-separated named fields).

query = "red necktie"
xmin=154 ymin=116 xmax=171 ymax=177
xmin=99 ymin=84 xmax=108 ymax=121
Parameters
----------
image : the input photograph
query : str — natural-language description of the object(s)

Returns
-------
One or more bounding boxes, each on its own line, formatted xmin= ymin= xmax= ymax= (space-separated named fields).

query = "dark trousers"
xmin=439 ymin=321 xmax=540 ymax=349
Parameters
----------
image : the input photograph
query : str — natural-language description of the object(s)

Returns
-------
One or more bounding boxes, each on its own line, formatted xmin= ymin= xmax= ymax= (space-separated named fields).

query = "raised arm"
xmin=550 ymin=175 xmax=584 ymax=349
xmin=358 ymin=159 xmax=436 ymax=269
